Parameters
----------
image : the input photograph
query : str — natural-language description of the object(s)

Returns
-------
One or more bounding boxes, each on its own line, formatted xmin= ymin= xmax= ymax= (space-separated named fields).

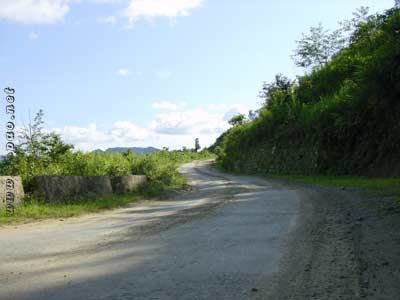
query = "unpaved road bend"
xmin=1 ymin=160 xmax=399 ymax=300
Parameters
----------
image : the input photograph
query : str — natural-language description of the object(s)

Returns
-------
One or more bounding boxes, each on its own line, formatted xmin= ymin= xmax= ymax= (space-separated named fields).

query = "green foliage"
xmin=0 ymin=143 xmax=214 ymax=222
xmin=2 ymin=110 xmax=75 ymax=186
xmin=0 ymin=193 xmax=145 ymax=225
xmin=264 ymin=174 xmax=400 ymax=203
xmin=0 ymin=110 xmax=214 ymax=194
xmin=292 ymin=24 xmax=346 ymax=69
xmin=228 ymin=114 xmax=246 ymax=126
xmin=259 ymin=74 xmax=294 ymax=110
xmin=1 ymin=147 xmax=213 ymax=192
xmin=292 ymin=7 xmax=370 ymax=71
xmin=213 ymin=8 xmax=400 ymax=178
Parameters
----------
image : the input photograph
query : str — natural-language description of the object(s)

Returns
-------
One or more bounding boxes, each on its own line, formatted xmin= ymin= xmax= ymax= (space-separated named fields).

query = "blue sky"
xmin=0 ymin=0 xmax=395 ymax=152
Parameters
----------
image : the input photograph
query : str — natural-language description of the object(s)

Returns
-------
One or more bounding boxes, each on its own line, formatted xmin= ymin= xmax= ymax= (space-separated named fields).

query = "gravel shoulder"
xmin=257 ymin=182 xmax=400 ymax=300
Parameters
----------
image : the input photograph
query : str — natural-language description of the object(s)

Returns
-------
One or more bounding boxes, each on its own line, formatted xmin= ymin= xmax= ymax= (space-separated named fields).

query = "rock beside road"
xmin=0 ymin=176 xmax=24 ymax=208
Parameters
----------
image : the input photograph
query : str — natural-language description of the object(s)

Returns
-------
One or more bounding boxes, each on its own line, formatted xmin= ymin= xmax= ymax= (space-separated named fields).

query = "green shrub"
xmin=213 ymin=7 xmax=400 ymax=177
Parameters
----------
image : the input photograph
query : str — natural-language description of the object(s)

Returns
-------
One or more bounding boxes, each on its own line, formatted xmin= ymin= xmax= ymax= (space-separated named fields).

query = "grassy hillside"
xmin=213 ymin=7 xmax=400 ymax=178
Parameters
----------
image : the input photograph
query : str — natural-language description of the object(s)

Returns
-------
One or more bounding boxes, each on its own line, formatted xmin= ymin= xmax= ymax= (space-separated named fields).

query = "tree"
xmin=293 ymin=7 xmax=370 ymax=71
xmin=194 ymin=138 xmax=201 ymax=152
xmin=18 ymin=110 xmax=73 ymax=160
xmin=259 ymin=74 xmax=294 ymax=109
xmin=292 ymin=24 xmax=345 ymax=70
xmin=228 ymin=114 xmax=246 ymax=126
xmin=395 ymin=0 xmax=400 ymax=8
xmin=19 ymin=109 xmax=46 ymax=157
xmin=0 ymin=110 xmax=74 ymax=184
xmin=42 ymin=132 xmax=74 ymax=161
xmin=339 ymin=6 xmax=370 ymax=33
xmin=247 ymin=110 xmax=258 ymax=121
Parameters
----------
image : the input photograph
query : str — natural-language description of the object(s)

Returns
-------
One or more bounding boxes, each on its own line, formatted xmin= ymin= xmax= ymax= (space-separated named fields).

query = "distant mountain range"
xmin=92 ymin=147 xmax=160 ymax=154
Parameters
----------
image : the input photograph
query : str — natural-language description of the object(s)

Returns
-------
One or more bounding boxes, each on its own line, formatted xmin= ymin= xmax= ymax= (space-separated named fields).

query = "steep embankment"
xmin=215 ymin=8 xmax=400 ymax=177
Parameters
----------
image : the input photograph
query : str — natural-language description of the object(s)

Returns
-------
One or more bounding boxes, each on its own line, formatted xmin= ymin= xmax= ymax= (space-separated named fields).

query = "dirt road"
xmin=1 ymin=160 xmax=399 ymax=300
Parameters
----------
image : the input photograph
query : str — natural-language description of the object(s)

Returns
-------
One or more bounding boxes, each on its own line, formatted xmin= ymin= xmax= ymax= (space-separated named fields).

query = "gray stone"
xmin=32 ymin=176 xmax=113 ymax=203
xmin=111 ymin=175 xmax=147 ymax=193
xmin=31 ymin=175 xmax=148 ymax=203
xmin=0 ymin=176 xmax=24 ymax=208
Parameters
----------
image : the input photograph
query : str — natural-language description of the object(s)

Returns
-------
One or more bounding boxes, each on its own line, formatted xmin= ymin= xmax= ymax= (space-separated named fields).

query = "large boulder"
xmin=0 ymin=176 xmax=24 ymax=209
xmin=32 ymin=176 xmax=113 ymax=203
xmin=31 ymin=175 xmax=148 ymax=203
xmin=111 ymin=175 xmax=148 ymax=193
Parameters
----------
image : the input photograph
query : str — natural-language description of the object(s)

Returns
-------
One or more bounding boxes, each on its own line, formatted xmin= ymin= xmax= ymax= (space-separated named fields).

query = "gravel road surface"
xmin=1 ymin=160 xmax=399 ymax=300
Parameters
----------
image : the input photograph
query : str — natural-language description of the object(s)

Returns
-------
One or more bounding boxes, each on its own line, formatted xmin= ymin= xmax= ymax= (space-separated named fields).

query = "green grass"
xmin=0 ymin=154 xmax=207 ymax=225
xmin=0 ymin=167 xmax=192 ymax=225
xmin=264 ymin=174 xmax=400 ymax=197
xmin=211 ymin=161 xmax=241 ymax=174
xmin=0 ymin=192 xmax=146 ymax=225
xmin=211 ymin=162 xmax=400 ymax=201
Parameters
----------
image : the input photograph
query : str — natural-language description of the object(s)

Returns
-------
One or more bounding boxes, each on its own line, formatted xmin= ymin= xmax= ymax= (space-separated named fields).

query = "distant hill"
xmin=92 ymin=147 xmax=159 ymax=155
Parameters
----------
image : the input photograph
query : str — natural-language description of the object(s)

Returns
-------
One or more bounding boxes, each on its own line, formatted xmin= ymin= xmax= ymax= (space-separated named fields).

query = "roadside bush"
xmin=212 ymin=7 xmax=400 ymax=177
xmin=0 ymin=110 xmax=215 ymax=194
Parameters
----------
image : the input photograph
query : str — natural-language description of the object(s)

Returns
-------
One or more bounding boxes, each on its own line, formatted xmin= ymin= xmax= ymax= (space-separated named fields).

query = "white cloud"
xmin=150 ymin=108 xmax=228 ymax=135
xmin=54 ymin=121 xmax=150 ymax=151
xmin=207 ymin=103 xmax=226 ymax=111
xmin=116 ymin=68 xmax=143 ymax=76
xmin=91 ymin=0 xmax=121 ymax=3
xmin=155 ymin=71 xmax=171 ymax=79
xmin=111 ymin=121 xmax=150 ymax=141
xmin=152 ymin=101 xmax=186 ymax=110
xmin=125 ymin=0 xmax=203 ymax=23
xmin=117 ymin=68 xmax=131 ymax=76
xmin=0 ymin=0 xmax=204 ymax=26
xmin=99 ymin=15 xmax=117 ymax=24
xmin=53 ymin=123 xmax=111 ymax=151
xmin=50 ymin=103 xmax=253 ymax=152
xmin=28 ymin=32 xmax=39 ymax=40
xmin=0 ymin=0 xmax=70 ymax=24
